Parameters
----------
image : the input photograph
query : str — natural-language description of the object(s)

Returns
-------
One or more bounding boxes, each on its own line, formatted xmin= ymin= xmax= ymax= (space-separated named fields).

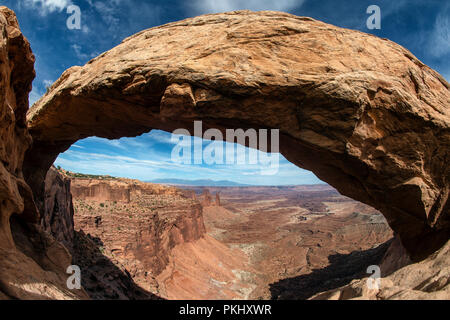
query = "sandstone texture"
xmin=311 ymin=238 xmax=450 ymax=300
xmin=25 ymin=10 xmax=450 ymax=260
xmin=0 ymin=7 xmax=87 ymax=300
xmin=0 ymin=6 xmax=36 ymax=250
xmin=42 ymin=167 xmax=75 ymax=252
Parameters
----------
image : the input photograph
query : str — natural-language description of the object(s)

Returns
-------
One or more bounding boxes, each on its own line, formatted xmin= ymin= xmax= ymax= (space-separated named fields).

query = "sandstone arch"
xmin=24 ymin=11 xmax=450 ymax=261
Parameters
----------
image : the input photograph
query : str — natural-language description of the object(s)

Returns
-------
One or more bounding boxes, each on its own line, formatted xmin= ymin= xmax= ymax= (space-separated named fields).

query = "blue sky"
xmin=3 ymin=0 xmax=449 ymax=185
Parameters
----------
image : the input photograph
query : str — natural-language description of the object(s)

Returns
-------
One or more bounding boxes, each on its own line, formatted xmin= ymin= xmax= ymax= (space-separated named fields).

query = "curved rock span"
xmin=24 ymin=10 xmax=450 ymax=261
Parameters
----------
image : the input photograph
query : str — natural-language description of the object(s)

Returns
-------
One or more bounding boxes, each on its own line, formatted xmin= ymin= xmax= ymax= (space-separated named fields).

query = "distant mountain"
xmin=149 ymin=178 xmax=250 ymax=187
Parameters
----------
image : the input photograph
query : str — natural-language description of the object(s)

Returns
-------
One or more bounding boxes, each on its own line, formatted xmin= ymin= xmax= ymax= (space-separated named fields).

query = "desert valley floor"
xmin=66 ymin=172 xmax=393 ymax=300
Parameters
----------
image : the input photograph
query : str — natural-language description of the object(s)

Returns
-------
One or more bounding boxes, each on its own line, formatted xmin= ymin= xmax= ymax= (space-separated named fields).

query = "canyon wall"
xmin=70 ymin=179 xmax=256 ymax=299
xmin=199 ymin=189 xmax=221 ymax=207
xmin=70 ymin=177 xmax=207 ymax=296
xmin=0 ymin=6 xmax=36 ymax=250
xmin=71 ymin=180 xmax=131 ymax=203
xmin=42 ymin=167 xmax=75 ymax=252
xmin=0 ymin=7 xmax=87 ymax=300
xmin=311 ymin=238 xmax=450 ymax=300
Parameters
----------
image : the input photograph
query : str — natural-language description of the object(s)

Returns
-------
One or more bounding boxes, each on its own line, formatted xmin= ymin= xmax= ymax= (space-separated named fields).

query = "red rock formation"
xmin=199 ymin=189 xmax=221 ymax=207
xmin=200 ymin=189 xmax=212 ymax=207
xmin=70 ymin=177 xmax=257 ymax=299
xmin=379 ymin=235 xmax=412 ymax=277
xmin=311 ymin=238 xmax=450 ymax=300
xmin=42 ymin=167 xmax=75 ymax=252
xmin=0 ymin=7 xmax=87 ymax=300
xmin=71 ymin=177 xmax=207 ymax=296
xmin=40 ymin=170 xmax=161 ymax=299
xmin=24 ymin=11 xmax=450 ymax=260
xmin=0 ymin=6 xmax=36 ymax=249
xmin=215 ymin=193 xmax=221 ymax=207
xmin=71 ymin=179 xmax=131 ymax=203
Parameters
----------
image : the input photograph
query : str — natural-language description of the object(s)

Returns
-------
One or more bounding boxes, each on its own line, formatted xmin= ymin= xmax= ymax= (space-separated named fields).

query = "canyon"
xmin=68 ymin=170 xmax=252 ymax=299
xmin=54 ymin=168 xmax=395 ymax=300
xmin=0 ymin=6 xmax=449 ymax=299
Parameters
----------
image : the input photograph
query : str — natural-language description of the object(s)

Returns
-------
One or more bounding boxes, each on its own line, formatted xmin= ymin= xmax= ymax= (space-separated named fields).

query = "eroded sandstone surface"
xmin=0 ymin=6 xmax=36 ymax=250
xmin=0 ymin=7 xmax=87 ymax=300
xmin=311 ymin=238 xmax=450 ymax=300
xmin=24 ymin=10 xmax=450 ymax=260
xmin=42 ymin=167 xmax=75 ymax=252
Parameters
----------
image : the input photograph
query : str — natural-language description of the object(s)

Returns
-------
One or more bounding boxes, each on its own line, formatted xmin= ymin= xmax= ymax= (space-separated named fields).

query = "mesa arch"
xmin=23 ymin=11 xmax=449 ymax=261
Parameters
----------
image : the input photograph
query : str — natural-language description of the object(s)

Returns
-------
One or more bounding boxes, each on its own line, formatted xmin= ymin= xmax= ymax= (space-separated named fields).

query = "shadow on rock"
xmin=269 ymin=240 xmax=392 ymax=300
xmin=72 ymin=230 xmax=162 ymax=300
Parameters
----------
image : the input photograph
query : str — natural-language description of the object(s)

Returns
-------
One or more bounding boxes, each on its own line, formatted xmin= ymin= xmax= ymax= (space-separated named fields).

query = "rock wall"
xmin=0 ymin=7 xmax=87 ymax=300
xmin=311 ymin=238 xmax=450 ymax=300
xmin=200 ymin=189 xmax=213 ymax=207
xmin=199 ymin=189 xmax=221 ymax=207
xmin=42 ymin=167 xmax=75 ymax=252
xmin=215 ymin=192 xmax=221 ymax=207
xmin=71 ymin=177 xmax=206 ymax=296
xmin=0 ymin=6 xmax=36 ymax=249
xmin=379 ymin=235 xmax=412 ymax=277
xmin=71 ymin=179 xmax=131 ymax=203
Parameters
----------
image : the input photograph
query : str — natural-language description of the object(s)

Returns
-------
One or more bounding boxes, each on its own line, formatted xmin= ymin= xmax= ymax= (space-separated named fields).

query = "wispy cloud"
xmin=428 ymin=5 xmax=450 ymax=58
xmin=189 ymin=0 xmax=305 ymax=15
xmin=21 ymin=0 xmax=72 ymax=15
xmin=29 ymin=87 xmax=43 ymax=105
xmin=70 ymin=44 xmax=97 ymax=62
xmin=81 ymin=0 xmax=162 ymax=42
xmin=87 ymin=136 xmax=149 ymax=151
xmin=43 ymin=79 xmax=53 ymax=87
xmin=56 ymin=130 xmax=322 ymax=185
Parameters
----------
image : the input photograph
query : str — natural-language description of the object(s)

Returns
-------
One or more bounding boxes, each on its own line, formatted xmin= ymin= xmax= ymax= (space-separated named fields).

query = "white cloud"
xmin=87 ymin=136 xmax=149 ymax=151
xmin=71 ymin=44 xmax=97 ymax=62
xmin=429 ymin=6 xmax=450 ymax=58
xmin=29 ymin=87 xmax=43 ymax=106
xmin=56 ymin=130 xmax=322 ymax=185
xmin=190 ymin=0 xmax=304 ymax=15
xmin=43 ymin=79 xmax=53 ymax=88
xmin=22 ymin=0 xmax=72 ymax=15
